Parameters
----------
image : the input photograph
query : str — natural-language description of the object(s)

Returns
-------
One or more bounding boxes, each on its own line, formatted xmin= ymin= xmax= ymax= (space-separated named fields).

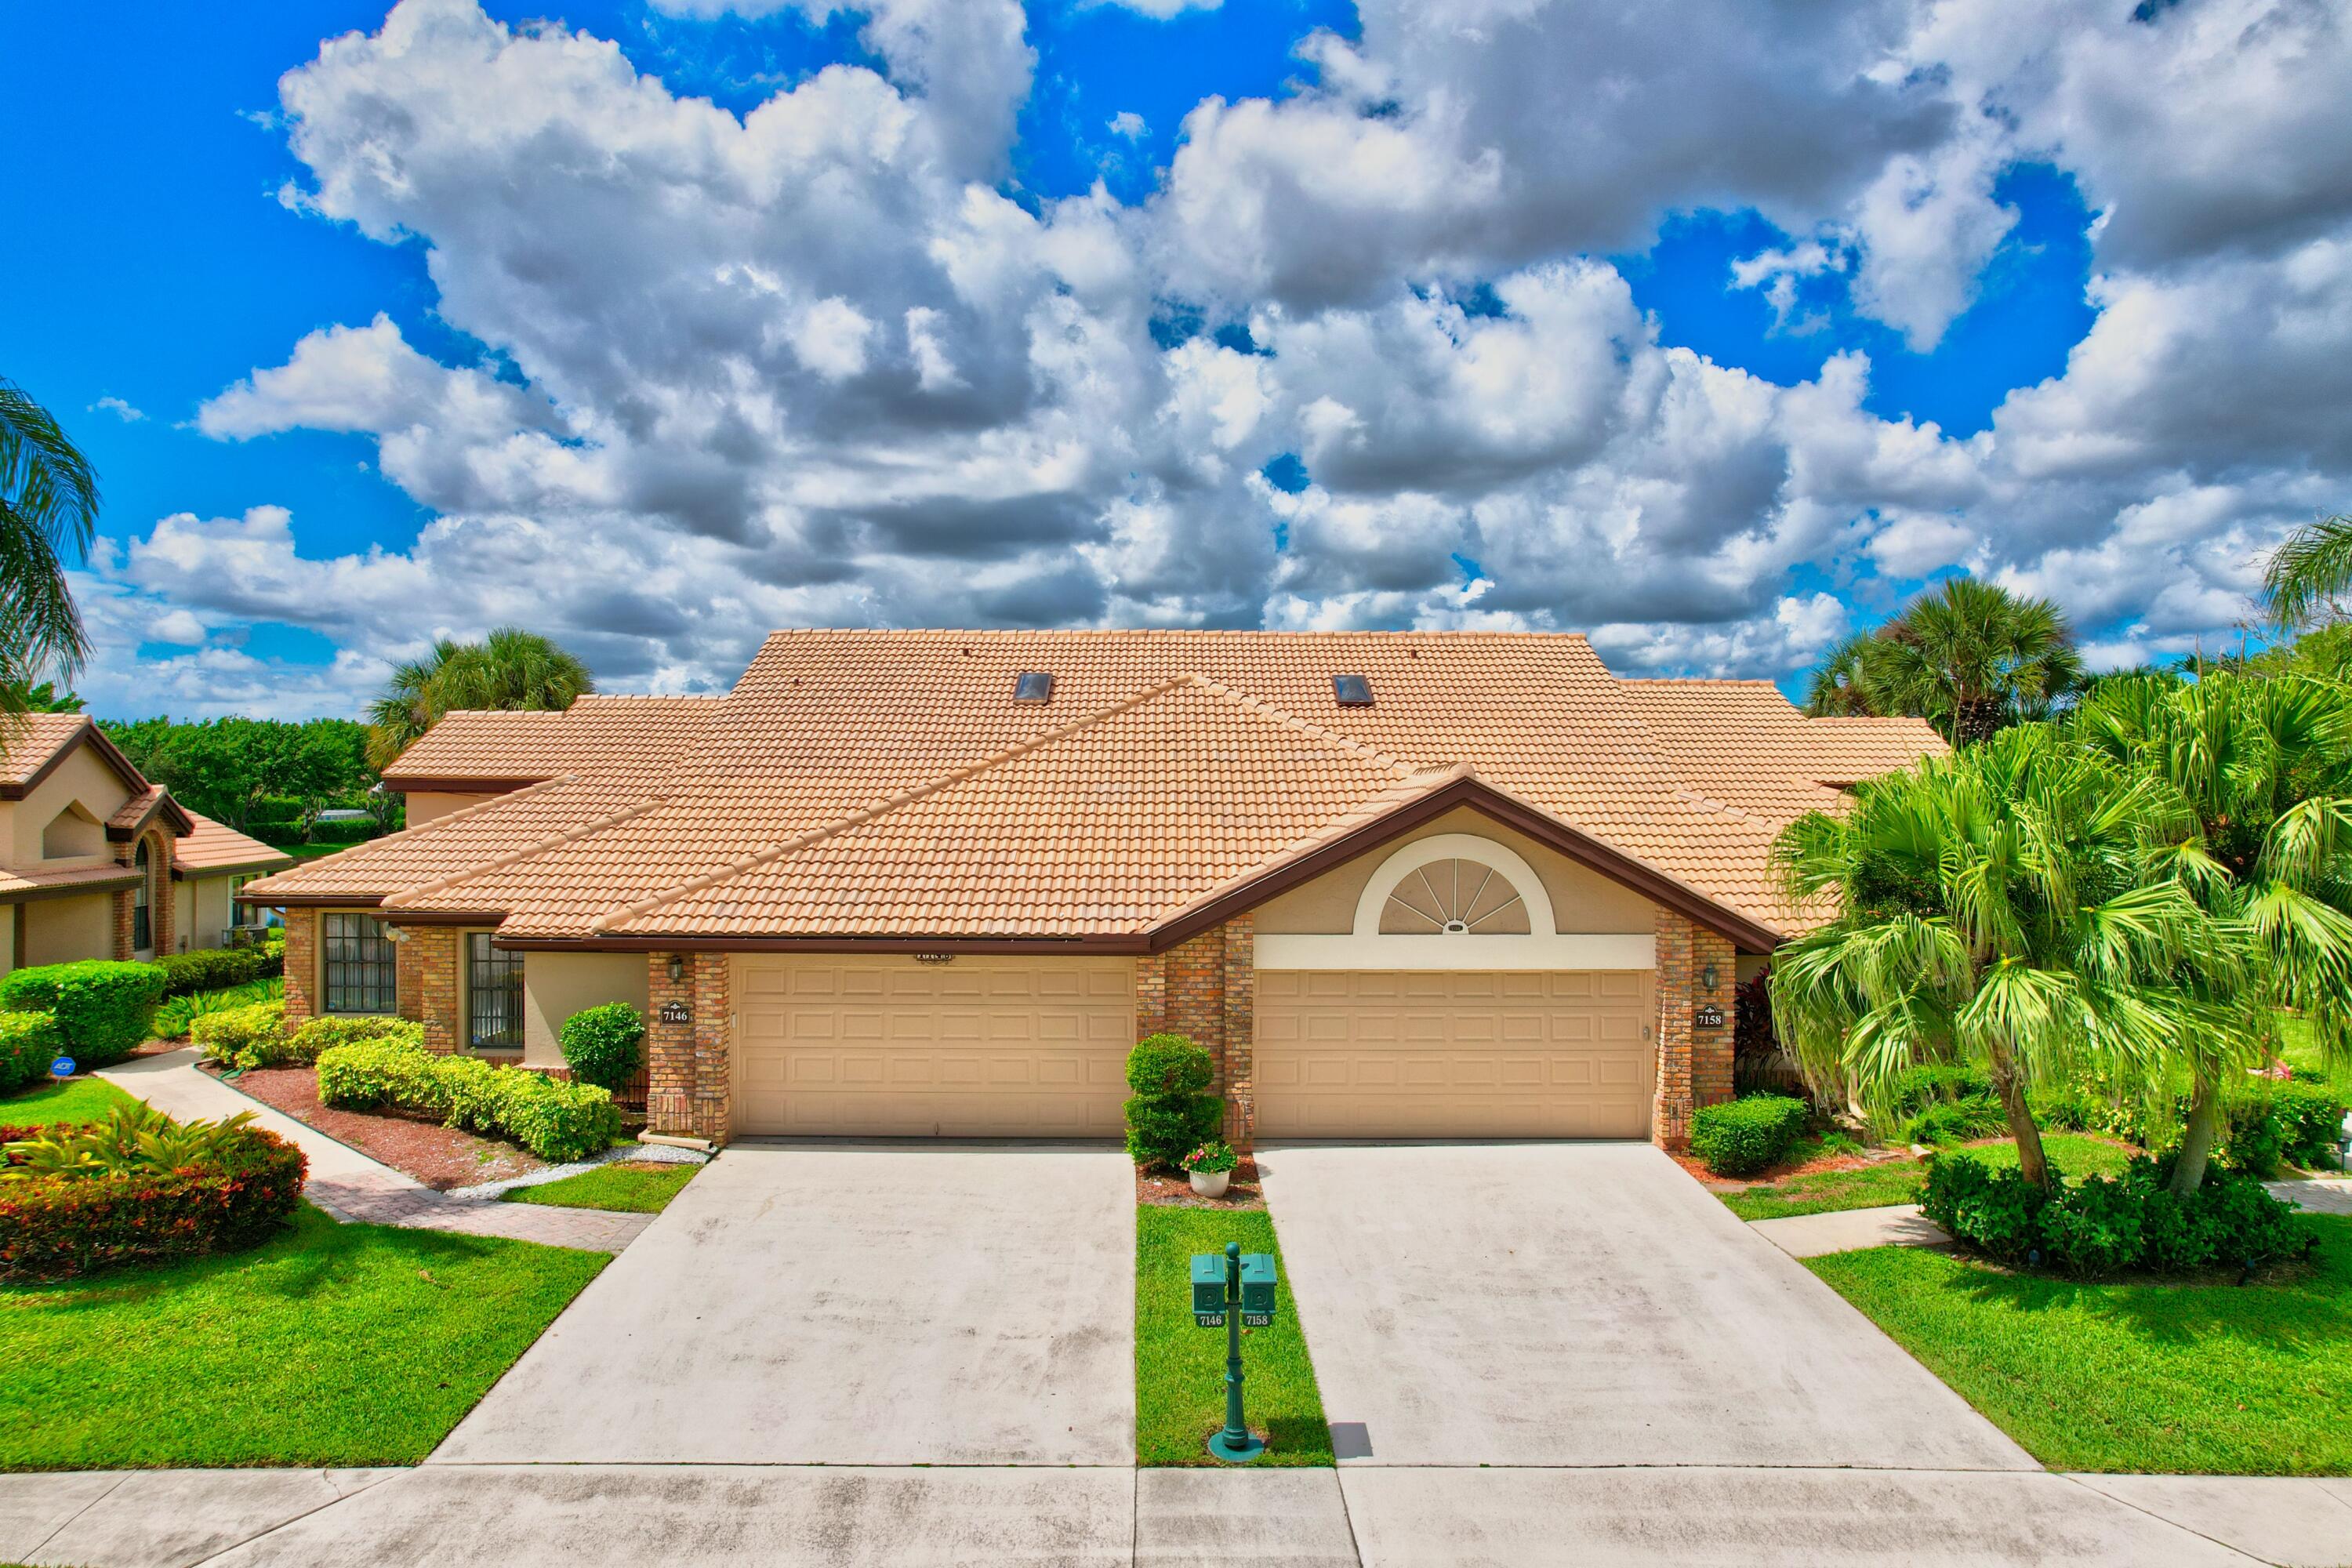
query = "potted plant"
xmin=1181 ymin=1140 xmax=1239 ymax=1198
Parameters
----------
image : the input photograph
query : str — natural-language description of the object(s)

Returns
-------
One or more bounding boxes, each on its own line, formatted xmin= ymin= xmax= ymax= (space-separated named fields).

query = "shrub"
xmin=0 ymin=1011 xmax=61 ymax=1095
xmin=2268 ymin=1081 xmax=2350 ymax=1168
xmin=191 ymin=1002 xmax=291 ymax=1071
xmin=153 ymin=946 xmax=274 ymax=999
xmin=314 ymin=1037 xmax=621 ymax=1161
xmin=2217 ymin=1094 xmax=2288 ymax=1178
xmin=1921 ymin=1150 xmax=2315 ymax=1277
xmin=0 ymin=961 xmax=166 ymax=1068
xmin=560 ymin=1002 xmax=644 ymax=1091
xmin=288 ymin=1014 xmax=423 ymax=1061
xmin=0 ymin=1112 xmax=305 ymax=1280
xmin=1122 ymin=1033 xmax=1222 ymax=1168
xmin=1880 ymin=1062 xmax=2006 ymax=1145
xmin=153 ymin=978 xmax=286 ymax=1041
xmin=1690 ymin=1094 xmax=1808 ymax=1176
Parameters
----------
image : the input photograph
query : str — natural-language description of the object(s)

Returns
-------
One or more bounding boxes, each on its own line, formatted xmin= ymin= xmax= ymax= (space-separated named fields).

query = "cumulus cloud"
xmin=82 ymin=0 xmax=2352 ymax=714
xmin=89 ymin=396 xmax=145 ymax=423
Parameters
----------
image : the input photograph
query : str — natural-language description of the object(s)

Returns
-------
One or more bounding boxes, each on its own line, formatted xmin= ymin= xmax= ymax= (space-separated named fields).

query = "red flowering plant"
xmin=1181 ymin=1141 xmax=1238 ymax=1175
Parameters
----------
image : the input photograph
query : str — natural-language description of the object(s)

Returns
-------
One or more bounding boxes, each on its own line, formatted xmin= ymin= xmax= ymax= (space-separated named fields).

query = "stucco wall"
xmin=1250 ymin=806 xmax=1662 ymax=935
xmin=181 ymin=876 xmax=238 ymax=951
xmin=13 ymin=746 xmax=132 ymax=869
xmin=523 ymin=950 xmax=650 ymax=1069
xmin=405 ymin=791 xmax=499 ymax=827
xmin=24 ymin=894 xmax=112 ymax=967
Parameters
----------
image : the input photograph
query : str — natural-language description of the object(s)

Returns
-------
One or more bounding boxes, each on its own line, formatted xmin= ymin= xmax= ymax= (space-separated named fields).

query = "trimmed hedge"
xmin=316 ymin=1038 xmax=620 ymax=1162
xmin=560 ymin=1003 xmax=644 ymax=1091
xmin=0 ymin=1011 xmax=62 ymax=1095
xmin=0 ymin=962 xmax=165 ymax=1068
xmin=1123 ymin=1033 xmax=1222 ymax=1168
xmin=191 ymin=1002 xmax=292 ymax=1071
xmin=1690 ymin=1094 xmax=1808 ymax=1176
xmin=154 ymin=945 xmax=281 ymax=999
xmin=288 ymin=1014 xmax=423 ymax=1060
xmin=1920 ymin=1150 xmax=2315 ymax=1278
xmin=0 ymin=1122 xmax=306 ymax=1280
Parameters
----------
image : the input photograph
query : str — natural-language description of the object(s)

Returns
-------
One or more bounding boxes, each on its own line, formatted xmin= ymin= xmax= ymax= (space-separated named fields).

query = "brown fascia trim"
xmin=239 ymin=891 xmax=385 ymax=909
xmin=1157 ymin=777 xmax=1786 ymax=954
xmin=106 ymin=793 xmax=196 ymax=843
xmin=173 ymin=857 xmax=298 ymax=882
xmin=383 ymin=775 xmax=550 ymax=796
xmin=0 ymin=871 xmax=144 ymax=906
xmin=0 ymin=722 xmax=154 ymax=804
xmin=492 ymin=933 xmax=1152 ymax=955
xmin=376 ymin=909 xmax=498 ymax=927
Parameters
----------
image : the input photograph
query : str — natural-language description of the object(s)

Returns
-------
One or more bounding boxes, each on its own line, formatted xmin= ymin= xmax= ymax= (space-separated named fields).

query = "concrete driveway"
xmin=433 ymin=1142 xmax=1134 ymax=1466
xmin=1261 ymin=1141 xmax=2035 ymax=1471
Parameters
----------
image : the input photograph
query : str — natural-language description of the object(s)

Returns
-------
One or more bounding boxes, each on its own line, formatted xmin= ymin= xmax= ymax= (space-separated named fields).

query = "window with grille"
xmin=323 ymin=913 xmax=397 ymax=1014
xmin=132 ymin=843 xmax=153 ymax=952
xmin=467 ymin=933 xmax=524 ymax=1051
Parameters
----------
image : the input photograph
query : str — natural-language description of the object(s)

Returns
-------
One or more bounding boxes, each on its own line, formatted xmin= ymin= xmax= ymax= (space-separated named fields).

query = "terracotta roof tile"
xmin=0 ymin=714 xmax=101 ymax=788
xmin=257 ymin=630 xmax=1946 ymax=942
xmin=173 ymin=813 xmax=296 ymax=876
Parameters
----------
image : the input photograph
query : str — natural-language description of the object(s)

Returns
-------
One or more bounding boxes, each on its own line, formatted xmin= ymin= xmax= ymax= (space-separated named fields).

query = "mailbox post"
xmin=1191 ymin=1240 xmax=1277 ymax=1463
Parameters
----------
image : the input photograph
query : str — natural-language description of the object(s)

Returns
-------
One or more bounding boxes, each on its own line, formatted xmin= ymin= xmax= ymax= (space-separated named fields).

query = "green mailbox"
xmin=1191 ymin=1254 xmax=1228 ymax=1326
xmin=1239 ymin=1253 xmax=1276 ymax=1327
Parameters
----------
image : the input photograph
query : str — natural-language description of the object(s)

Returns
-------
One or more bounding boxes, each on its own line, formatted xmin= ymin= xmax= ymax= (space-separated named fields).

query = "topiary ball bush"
xmin=560 ymin=1002 xmax=645 ymax=1091
xmin=0 ymin=1011 xmax=63 ymax=1095
xmin=1125 ymin=1033 xmax=1214 ymax=1096
xmin=1690 ymin=1093 xmax=1808 ymax=1176
xmin=0 ymin=961 xmax=167 ymax=1068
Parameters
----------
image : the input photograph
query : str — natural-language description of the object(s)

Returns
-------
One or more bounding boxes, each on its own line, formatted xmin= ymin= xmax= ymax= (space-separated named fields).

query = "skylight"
xmin=1014 ymin=671 xmax=1054 ymax=702
xmin=1332 ymin=673 xmax=1373 ymax=706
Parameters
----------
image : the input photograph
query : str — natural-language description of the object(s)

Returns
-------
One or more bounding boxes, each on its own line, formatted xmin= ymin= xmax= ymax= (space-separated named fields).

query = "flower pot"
xmin=1189 ymin=1168 xmax=1231 ymax=1198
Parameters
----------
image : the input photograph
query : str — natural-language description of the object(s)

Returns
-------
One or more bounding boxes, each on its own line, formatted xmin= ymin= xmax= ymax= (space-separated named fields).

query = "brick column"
xmin=1220 ymin=914 xmax=1255 ymax=1151
xmin=1651 ymin=911 xmax=1739 ymax=1149
xmin=1134 ymin=952 xmax=1167 ymax=1037
xmin=281 ymin=909 xmax=318 ymax=1027
xmin=396 ymin=927 xmax=459 ymax=1053
xmin=111 ymin=838 xmax=135 ymax=960
xmin=147 ymin=831 xmax=176 ymax=956
xmin=647 ymin=951 xmax=730 ymax=1142
xmin=691 ymin=952 xmax=732 ymax=1142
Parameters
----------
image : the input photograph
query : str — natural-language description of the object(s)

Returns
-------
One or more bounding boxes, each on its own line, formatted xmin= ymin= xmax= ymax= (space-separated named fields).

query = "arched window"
xmin=1377 ymin=858 xmax=1534 ymax=934
xmin=132 ymin=840 xmax=152 ymax=952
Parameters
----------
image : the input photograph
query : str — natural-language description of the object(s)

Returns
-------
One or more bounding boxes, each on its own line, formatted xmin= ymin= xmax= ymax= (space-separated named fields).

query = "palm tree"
xmin=0 ymin=377 xmax=100 ymax=713
xmin=365 ymin=627 xmax=594 ymax=768
xmin=2259 ymin=512 xmax=2352 ymax=630
xmin=1769 ymin=724 xmax=2232 ymax=1190
xmin=2072 ymin=670 xmax=2352 ymax=1192
xmin=1798 ymin=578 xmax=2085 ymax=744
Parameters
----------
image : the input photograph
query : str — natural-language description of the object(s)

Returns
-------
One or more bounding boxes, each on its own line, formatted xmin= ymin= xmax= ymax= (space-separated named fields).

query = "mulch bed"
xmin=1671 ymin=1145 xmax=1903 ymax=1192
xmin=1137 ymin=1157 xmax=1268 ymax=1211
xmin=208 ymin=1063 xmax=546 ymax=1191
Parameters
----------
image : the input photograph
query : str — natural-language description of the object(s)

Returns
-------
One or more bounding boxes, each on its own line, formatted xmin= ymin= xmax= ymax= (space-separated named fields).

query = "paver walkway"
xmin=6 ymin=1465 xmax=2350 ymax=1566
xmin=2271 ymin=1176 xmax=2352 ymax=1217
xmin=95 ymin=1050 xmax=651 ymax=1252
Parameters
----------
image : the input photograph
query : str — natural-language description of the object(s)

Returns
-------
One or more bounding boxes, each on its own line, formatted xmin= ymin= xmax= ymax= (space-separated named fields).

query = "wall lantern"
xmin=1700 ymin=963 xmax=1719 ymax=991
xmin=667 ymin=955 xmax=686 ymax=983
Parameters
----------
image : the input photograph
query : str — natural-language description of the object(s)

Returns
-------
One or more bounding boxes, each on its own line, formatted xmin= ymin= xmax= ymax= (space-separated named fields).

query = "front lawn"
xmin=503 ymin=1160 xmax=698 ymax=1213
xmin=1721 ymin=1131 xmax=2138 ymax=1221
xmin=1811 ymin=1216 xmax=2352 ymax=1475
xmin=0 ymin=1075 xmax=138 ymax=1129
xmin=1134 ymin=1206 xmax=1332 ymax=1467
xmin=0 ymin=1203 xmax=605 ymax=1470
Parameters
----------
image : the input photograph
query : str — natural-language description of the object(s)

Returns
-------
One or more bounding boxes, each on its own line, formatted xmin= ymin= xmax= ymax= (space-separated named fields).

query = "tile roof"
xmin=173 ymin=813 xmax=296 ymax=876
xmin=0 ymin=713 xmax=107 ymax=790
xmin=0 ymin=863 xmax=143 ymax=901
xmin=251 ymin=630 xmax=1947 ymax=944
xmin=106 ymin=784 xmax=171 ymax=833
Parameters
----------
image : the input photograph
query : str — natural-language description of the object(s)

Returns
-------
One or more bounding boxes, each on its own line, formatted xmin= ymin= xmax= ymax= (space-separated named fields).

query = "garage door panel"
xmin=1257 ymin=969 xmax=1653 ymax=1140
xmin=735 ymin=956 xmax=1134 ymax=1138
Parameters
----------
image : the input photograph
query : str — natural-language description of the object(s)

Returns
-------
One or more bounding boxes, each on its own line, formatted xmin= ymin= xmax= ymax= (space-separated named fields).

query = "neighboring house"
xmin=241 ymin=631 xmax=1943 ymax=1151
xmin=0 ymin=715 xmax=292 ymax=974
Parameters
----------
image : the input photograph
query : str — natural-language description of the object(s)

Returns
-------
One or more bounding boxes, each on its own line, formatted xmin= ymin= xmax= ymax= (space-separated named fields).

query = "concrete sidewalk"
xmin=94 ymin=1051 xmax=651 ymax=1252
xmin=1748 ymin=1201 xmax=1953 ymax=1258
xmin=6 ymin=1465 xmax=2350 ymax=1566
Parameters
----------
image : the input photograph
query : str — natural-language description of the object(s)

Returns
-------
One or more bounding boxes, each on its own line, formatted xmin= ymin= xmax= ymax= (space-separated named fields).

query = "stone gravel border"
xmin=447 ymin=1140 xmax=710 ymax=1201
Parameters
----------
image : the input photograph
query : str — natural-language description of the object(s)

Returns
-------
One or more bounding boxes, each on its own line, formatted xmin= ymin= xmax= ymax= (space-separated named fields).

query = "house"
xmin=240 ymin=630 xmax=1943 ymax=1151
xmin=0 ymin=714 xmax=293 ymax=974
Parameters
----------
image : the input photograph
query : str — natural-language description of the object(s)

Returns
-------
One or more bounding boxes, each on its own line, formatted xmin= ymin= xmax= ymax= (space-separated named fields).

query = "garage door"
xmin=1255 ymin=970 xmax=1653 ymax=1138
xmin=734 ymin=956 xmax=1134 ymax=1137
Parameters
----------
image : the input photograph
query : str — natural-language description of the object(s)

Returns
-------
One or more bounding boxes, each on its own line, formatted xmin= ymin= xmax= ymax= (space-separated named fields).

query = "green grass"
xmin=0 ymin=1203 xmax=606 ymax=1470
xmin=1135 ymin=1207 xmax=1332 ymax=1467
xmin=1719 ymin=1132 xmax=2140 ymax=1221
xmin=503 ymin=1160 xmax=698 ymax=1213
xmin=1811 ymin=1216 xmax=2352 ymax=1474
xmin=2278 ymin=1012 xmax=2336 ymax=1082
xmin=0 ymin=1075 xmax=139 ymax=1128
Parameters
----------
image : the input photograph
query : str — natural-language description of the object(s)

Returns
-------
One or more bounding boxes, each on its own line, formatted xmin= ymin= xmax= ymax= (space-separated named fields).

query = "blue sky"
xmin=2 ymin=1 xmax=2341 ymax=719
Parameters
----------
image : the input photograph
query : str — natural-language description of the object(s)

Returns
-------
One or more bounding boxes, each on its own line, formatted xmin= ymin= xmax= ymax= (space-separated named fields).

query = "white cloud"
xmin=1106 ymin=111 xmax=1146 ymax=140
xmin=89 ymin=396 xmax=144 ymax=423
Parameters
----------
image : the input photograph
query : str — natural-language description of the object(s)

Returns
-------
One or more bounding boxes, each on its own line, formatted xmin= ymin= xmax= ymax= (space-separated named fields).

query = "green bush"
xmin=287 ymin=1014 xmax=424 ymax=1060
xmin=2268 ymin=1081 xmax=2350 ymax=1168
xmin=0 ymin=962 xmax=167 ymax=1067
xmin=1122 ymin=1033 xmax=1221 ymax=1168
xmin=314 ymin=1037 xmax=620 ymax=1161
xmin=1881 ymin=1062 xmax=2005 ymax=1144
xmin=190 ymin=1001 xmax=291 ymax=1071
xmin=2217 ymin=1094 xmax=2289 ymax=1178
xmin=0 ymin=1011 xmax=61 ymax=1096
xmin=152 ymin=978 xmax=286 ymax=1041
xmin=560 ymin=1002 xmax=644 ymax=1091
xmin=1921 ymin=1151 xmax=2315 ymax=1277
xmin=1690 ymin=1094 xmax=1808 ymax=1176
xmin=1887 ymin=1062 xmax=1990 ymax=1114
xmin=0 ymin=1112 xmax=306 ymax=1280
xmin=154 ymin=946 xmax=275 ymax=999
